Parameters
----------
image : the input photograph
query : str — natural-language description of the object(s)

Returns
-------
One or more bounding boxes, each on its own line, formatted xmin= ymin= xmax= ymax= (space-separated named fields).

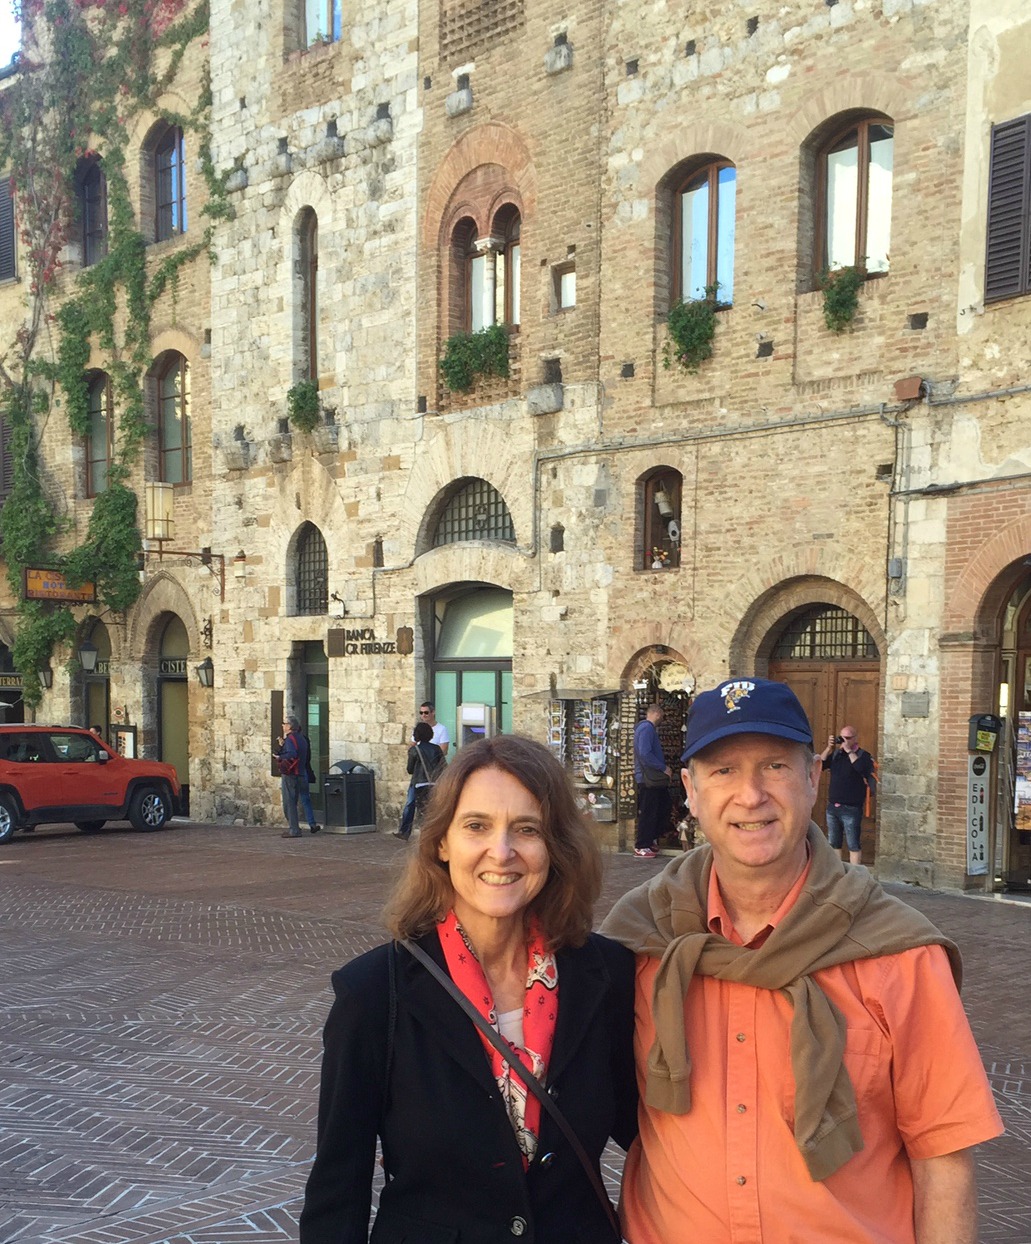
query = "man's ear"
xmin=681 ymin=767 xmax=693 ymax=811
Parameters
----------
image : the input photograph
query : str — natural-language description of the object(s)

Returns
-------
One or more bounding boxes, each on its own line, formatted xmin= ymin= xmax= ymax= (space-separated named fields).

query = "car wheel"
xmin=0 ymin=795 xmax=18 ymax=844
xmin=76 ymin=820 xmax=106 ymax=834
xmin=129 ymin=787 xmax=170 ymax=832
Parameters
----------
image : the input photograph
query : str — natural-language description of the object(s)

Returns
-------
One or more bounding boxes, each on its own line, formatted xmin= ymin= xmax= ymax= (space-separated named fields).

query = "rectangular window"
xmin=0 ymin=177 xmax=16 ymax=282
xmin=825 ymin=145 xmax=859 ymax=270
xmin=680 ymin=179 xmax=710 ymax=300
xmin=985 ymin=114 xmax=1031 ymax=303
xmin=159 ymin=360 xmax=192 ymax=484
xmin=305 ymin=0 xmax=342 ymax=45
xmin=555 ymin=264 xmax=576 ymax=309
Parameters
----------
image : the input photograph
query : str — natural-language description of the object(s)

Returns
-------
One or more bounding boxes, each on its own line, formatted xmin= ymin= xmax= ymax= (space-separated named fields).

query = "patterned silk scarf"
xmin=438 ymin=910 xmax=559 ymax=1165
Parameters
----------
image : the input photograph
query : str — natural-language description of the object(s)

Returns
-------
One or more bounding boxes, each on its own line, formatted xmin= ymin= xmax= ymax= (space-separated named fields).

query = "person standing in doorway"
xmin=397 ymin=702 xmax=450 ymax=840
xmin=633 ymin=704 xmax=671 ymax=859
xmin=275 ymin=715 xmax=312 ymax=839
xmin=820 ymin=725 xmax=873 ymax=865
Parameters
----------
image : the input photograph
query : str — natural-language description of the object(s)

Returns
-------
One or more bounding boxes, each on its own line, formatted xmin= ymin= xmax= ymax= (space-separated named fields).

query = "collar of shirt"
xmin=706 ymin=847 xmax=813 ymax=947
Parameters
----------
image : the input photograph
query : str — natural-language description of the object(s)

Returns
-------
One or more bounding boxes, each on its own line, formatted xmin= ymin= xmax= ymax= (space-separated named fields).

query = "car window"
xmin=48 ymin=732 xmax=104 ymax=763
xmin=0 ymin=733 xmax=47 ymax=763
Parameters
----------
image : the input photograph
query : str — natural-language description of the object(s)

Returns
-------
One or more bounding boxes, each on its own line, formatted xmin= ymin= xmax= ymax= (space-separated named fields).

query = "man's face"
xmin=419 ymin=706 xmax=436 ymax=726
xmin=839 ymin=728 xmax=858 ymax=753
xmin=682 ymin=734 xmax=821 ymax=880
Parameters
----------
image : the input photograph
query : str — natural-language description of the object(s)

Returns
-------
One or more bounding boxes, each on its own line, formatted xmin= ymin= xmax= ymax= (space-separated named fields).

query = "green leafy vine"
xmin=0 ymin=0 xmax=227 ymax=705
xmin=439 ymin=324 xmax=510 ymax=394
xmin=662 ymin=284 xmax=721 ymax=374
xmin=819 ymin=265 xmax=864 ymax=333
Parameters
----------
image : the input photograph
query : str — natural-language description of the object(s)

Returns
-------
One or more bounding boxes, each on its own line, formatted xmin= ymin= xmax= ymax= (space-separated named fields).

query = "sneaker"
xmin=309 ymin=824 xmax=322 ymax=834
xmin=633 ymin=847 xmax=657 ymax=859
xmin=392 ymin=831 xmax=409 ymax=840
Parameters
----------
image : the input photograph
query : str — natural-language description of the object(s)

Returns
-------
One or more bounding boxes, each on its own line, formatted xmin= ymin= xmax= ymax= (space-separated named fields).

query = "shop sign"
xmin=23 ymin=567 xmax=96 ymax=603
xmin=159 ymin=658 xmax=188 ymax=676
xmin=966 ymin=753 xmax=988 ymax=876
xmin=328 ymin=626 xmax=406 ymax=657
xmin=0 ymin=674 xmax=22 ymax=688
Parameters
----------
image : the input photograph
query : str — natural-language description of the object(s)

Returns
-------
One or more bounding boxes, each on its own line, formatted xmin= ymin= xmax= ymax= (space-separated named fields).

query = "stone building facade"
xmin=2 ymin=0 xmax=1030 ymax=891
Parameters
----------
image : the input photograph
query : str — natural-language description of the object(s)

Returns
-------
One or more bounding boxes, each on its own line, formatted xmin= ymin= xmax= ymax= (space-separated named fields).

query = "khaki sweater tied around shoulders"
xmin=601 ymin=824 xmax=960 ymax=1181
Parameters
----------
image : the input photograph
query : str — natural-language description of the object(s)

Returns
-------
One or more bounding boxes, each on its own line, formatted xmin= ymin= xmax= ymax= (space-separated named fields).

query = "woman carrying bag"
xmin=299 ymin=734 xmax=637 ymax=1244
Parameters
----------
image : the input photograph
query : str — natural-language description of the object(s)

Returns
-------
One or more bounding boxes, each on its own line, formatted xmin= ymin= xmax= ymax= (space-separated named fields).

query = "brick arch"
xmin=785 ymin=74 xmax=909 ymax=147
xmin=150 ymin=327 xmax=200 ymax=363
xmin=620 ymin=645 xmax=694 ymax=687
xmin=638 ymin=120 xmax=749 ymax=194
xmin=730 ymin=575 xmax=885 ymax=673
xmin=944 ymin=517 xmax=1031 ymax=636
xmin=127 ymin=571 xmax=201 ymax=659
xmin=423 ymin=123 xmax=538 ymax=249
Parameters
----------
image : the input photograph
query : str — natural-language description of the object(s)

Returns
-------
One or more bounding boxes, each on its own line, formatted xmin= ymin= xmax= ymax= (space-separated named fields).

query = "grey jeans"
xmin=281 ymin=774 xmax=303 ymax=835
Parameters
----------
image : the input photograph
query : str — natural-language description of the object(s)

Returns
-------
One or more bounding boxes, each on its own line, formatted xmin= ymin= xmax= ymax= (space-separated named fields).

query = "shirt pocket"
xmin=781 ymin=1024 xmax=889 ymax=1126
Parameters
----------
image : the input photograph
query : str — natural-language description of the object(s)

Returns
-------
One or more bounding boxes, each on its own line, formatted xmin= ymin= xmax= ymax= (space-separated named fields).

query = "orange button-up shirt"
xmin=620 ymin=866 xmax=1003 ymax=1244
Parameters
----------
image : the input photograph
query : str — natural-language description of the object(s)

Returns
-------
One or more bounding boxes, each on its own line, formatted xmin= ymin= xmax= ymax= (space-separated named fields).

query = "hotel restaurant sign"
xmin=23 ymin=568 xmax=97 ymax=604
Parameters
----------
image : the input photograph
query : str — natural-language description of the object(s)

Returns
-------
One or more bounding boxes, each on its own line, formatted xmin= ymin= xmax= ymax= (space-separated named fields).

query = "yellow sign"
xmin=24 ymin=568 xmax=96 ymax=604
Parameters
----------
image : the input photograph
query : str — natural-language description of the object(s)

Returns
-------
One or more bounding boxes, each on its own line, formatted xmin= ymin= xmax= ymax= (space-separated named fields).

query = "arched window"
xmin=155 ymin=352 xmax=191 ymax=484
xmin=86 ymin=372 xmax=113 ymax=497
xmin=641 ymin=468 xmax=682 ymax=570
xmin=296 ymin=523 xmax=328 ymax=615
xmin=673 ymin=159 xmax=736 ymax=304
xmin=153 ymin=124 xmax=187 ymax=241
xmin=816 ymin=116 xmax=893 ymax=275
xmin=297 ymin=208 xmax=318 ymax=380
xmin=433 ymin=478 xmax=515 ymax=547
xmin=772 ymin=605 xmax=877 ymax=660
xmin=77 ymin=159 xmax=108 ymax=267
xmin=452 ymin=207 xmax=522 ymax=332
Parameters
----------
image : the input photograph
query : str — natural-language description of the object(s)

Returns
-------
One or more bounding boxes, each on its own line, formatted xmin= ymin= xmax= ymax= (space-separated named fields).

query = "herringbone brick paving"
xmin=0 ymin=823 xmax=1028 ymax=1242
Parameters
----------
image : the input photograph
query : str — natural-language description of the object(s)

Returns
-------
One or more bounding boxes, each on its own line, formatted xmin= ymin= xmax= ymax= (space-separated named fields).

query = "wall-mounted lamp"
xmin=77 ymin=639 xmax=99 ymax=673
xmin=39 ymin=664 xmax=53 ymax=689
xmin=195 ymin=657 xmax=214 ymax=688
xmin=330 ymin=591 xmax=347 ymax=617
xmin=233 ymin=550 xmax=247 ymax=579
xmin=201 ymin=617 xmax=213 ymax=649
xmin=145 ymin=481 xmax=175 ymax=542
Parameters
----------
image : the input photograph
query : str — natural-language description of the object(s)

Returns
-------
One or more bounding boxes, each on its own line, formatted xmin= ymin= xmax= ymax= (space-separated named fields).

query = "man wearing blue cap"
xmin=603 ymin=677 xmax=1002 ymax=1244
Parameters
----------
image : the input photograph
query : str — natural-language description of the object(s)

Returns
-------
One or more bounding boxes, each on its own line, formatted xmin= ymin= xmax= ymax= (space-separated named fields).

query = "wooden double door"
xmin=768 ymin=661 xmax=880 ymax=861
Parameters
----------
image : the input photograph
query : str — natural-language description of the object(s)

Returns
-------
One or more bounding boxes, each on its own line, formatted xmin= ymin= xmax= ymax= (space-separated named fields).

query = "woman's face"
xmin=438 ymin=766 xmax=551 ymax=939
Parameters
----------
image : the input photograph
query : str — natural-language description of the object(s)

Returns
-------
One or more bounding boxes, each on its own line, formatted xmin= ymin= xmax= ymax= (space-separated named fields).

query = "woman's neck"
xmin=459 ymin=914 xmax=528 ymax=1011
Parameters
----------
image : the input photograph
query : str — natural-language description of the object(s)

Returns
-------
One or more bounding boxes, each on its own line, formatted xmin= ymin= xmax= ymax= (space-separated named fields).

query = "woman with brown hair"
xmin=299 ymin=735 xmax=636 ymax=1244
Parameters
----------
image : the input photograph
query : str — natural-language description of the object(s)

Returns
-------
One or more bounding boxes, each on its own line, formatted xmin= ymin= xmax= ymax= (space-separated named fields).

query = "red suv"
xmin=0 ymin=725 xmax=181 ymax=844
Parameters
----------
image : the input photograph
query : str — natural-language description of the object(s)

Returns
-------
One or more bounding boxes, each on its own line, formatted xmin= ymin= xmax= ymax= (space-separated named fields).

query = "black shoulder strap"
xmin=399 ymin=938 xmax=622 ymax=1241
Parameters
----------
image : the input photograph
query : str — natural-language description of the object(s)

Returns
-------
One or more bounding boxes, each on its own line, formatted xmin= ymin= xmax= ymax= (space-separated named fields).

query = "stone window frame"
xmin=153 ymin=350 xmax=192 ymax=485
xmin=85 ymin=371 xmax=114 ymax=498
xmin=670 ymin=156 xmax=736 ymax=306
xmin=296 ymin=206 xmax=319 ymax=381
xmin=638 ymin=467 xmax=682 ymax=571
xmin=76 ymin=156 xmax=108 ymax=268
xmin=811 ymin=111 xmax=894 ymax=281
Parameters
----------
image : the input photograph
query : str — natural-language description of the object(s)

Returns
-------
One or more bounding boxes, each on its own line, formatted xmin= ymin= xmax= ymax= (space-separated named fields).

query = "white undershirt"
xmin=497 ymin=1007 xmax=524 ymax=1048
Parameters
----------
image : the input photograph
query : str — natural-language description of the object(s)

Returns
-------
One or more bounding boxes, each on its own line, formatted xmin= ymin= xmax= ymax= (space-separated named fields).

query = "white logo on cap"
xmin=720 ymin=680 xmax=755 ymax=713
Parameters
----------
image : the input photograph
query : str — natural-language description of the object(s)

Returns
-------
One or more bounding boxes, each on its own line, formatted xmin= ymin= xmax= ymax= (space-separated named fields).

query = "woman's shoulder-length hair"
xmin=384 ymin=734 xmax=602 ymax=950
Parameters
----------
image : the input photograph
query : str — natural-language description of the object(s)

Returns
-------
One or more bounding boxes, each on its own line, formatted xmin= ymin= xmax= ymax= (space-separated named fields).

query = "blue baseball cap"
xmin=680 ymin=677 xmax=813 ymax=762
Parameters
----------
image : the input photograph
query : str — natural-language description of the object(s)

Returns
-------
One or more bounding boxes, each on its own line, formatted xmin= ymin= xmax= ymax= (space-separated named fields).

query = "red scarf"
xmin=438 ymin=910 xmax=559 ymax=1165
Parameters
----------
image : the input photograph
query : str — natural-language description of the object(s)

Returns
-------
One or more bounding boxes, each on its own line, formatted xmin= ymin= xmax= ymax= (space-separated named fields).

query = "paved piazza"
xmin=0 ymin=822 xmax=1028 ymax=1243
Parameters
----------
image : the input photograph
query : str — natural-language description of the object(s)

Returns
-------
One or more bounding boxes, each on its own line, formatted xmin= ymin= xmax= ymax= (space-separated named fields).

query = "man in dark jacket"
xmin=819 ymin=725 xmax=873 ymax=864
xmin=275 ymin=714 xmax=311 ymax=839
xmin=393 ymin=721 xmax=443 ymax=840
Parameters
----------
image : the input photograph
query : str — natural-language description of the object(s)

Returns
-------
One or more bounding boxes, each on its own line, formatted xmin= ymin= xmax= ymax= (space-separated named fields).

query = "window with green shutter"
xmin=985 ymin=115 xmax=1031 ymax=303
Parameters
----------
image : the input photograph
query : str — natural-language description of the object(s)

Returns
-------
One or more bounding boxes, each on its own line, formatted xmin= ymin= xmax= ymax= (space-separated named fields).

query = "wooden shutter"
xmin=0 ymin=178 xmax=15 ymax=282
xmin=985 ymin=115 xmax=1031 ymax=303
xmin=271 ymin=689 xmax=284 ymax=777
xmin=0 ymin=416 xmax=13 ymax=504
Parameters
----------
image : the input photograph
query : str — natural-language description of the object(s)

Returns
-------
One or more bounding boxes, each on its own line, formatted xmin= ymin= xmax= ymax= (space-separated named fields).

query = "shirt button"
xmin=736 ymin=1176 xmax=747 ymax=1186
xmin=736 ymin=1032 xmax=746 ymax=1043
xmin=509 ymin=1216 xmax=528 ymax=1236
xmin=737 ymin=1103 xmax=747 ymax=1113
xmin=539 ymin=1152 xmax=555 ymax=1169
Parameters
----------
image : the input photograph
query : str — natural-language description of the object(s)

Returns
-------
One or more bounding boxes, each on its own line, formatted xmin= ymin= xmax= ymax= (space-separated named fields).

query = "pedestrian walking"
xmin=275 ymin=715 xmax=312 ymax=839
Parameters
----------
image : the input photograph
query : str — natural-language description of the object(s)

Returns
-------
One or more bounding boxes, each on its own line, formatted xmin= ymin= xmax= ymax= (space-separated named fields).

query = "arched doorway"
xmin=768 ymin=604 xmax=880 ymax=861
xmin=428 ymin=584 xmax=513 ymax=748
xmin=158 ymin=615 xmax=190 ymax=813
xmin=82 ymin=620 xmax=111 ymax=737
xmin=0 ymin=640 xmax=25 ymax=724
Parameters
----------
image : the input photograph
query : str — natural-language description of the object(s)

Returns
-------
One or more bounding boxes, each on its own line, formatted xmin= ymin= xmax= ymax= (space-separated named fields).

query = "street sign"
xmin=967 ymin=753 xmax=989 ymax=876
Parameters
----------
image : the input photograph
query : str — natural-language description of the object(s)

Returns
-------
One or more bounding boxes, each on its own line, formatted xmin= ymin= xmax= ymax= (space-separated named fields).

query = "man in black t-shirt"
xmin=819 ymin=726 xmax=873 ymax=865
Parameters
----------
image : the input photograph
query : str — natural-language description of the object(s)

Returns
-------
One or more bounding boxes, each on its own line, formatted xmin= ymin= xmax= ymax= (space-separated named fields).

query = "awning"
xmin=521 ymin=687 xmax=622 ymax=700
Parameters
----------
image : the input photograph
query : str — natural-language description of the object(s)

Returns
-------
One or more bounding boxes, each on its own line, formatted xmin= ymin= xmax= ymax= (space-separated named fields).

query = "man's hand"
xmin=911 ymin=1149 xmax=978 ymax=1244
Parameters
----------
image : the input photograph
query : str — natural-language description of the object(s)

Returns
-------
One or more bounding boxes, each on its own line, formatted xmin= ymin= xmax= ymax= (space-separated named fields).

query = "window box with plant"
xmin=818 ymin=264 xmax=865 ymax=333
xmin=662 ymin=284 xmax=721 ymax=373
xmin=439 ymin=324 xmax=510 ymax=393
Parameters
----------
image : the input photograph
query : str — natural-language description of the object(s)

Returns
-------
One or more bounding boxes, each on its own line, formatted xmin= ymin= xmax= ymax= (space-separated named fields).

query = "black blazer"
xmin=299 ymin=930 xmax=637 ymax=1244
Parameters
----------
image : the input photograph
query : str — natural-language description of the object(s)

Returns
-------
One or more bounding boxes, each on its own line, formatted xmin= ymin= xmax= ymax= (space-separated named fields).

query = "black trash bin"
xmin=323 ymin=760 xmax=376 ymax=834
